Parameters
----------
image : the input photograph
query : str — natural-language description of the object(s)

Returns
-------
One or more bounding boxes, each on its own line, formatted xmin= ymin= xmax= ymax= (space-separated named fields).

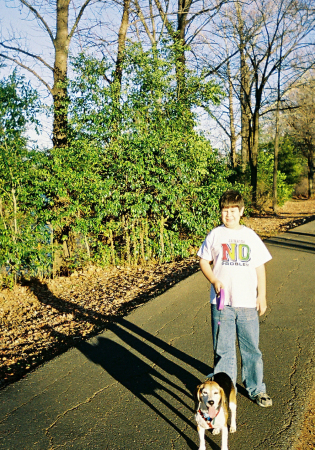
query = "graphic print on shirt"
xmin=221 ymin=240 xmax=251 ymax=266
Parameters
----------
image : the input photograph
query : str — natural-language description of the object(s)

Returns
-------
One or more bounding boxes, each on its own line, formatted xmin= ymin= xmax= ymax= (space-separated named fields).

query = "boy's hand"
xmin=213 ymin=279 xmax=224 ymax=295
xmin=256 ymin=296 xmax=267 ymax=316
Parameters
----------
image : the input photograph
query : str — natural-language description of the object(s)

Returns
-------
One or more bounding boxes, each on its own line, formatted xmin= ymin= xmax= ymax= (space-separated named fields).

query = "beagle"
xmin=194 ymin=372 xmax=236 ymax=450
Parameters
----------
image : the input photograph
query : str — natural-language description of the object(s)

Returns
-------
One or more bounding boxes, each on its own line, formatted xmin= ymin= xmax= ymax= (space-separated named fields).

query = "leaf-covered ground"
xmin=1 ymin=198 xmax=315 ymax=448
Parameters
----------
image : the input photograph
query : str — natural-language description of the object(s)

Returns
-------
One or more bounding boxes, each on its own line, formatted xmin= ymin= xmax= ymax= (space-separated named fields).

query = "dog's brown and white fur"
xmin=194 ymin=372 xmax=236 ymax=450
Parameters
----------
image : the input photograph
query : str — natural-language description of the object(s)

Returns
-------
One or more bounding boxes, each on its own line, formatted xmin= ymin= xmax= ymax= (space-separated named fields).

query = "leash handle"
xmin=216 ymin=288 xmax=225 ymax=311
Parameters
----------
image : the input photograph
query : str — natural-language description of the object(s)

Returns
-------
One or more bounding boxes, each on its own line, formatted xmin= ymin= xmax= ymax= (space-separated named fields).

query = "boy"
xmin=197 ymin=190 xmax=272 ymax=407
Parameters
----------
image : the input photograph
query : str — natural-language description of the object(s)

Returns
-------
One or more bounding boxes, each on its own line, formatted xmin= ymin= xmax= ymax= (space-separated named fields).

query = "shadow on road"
xmin=78 ymin=332 xmax=208 ymax=449
xmin=265 ymin=236 xmax=315 ymax=253
xmin=28 ymin=281 xmax=223 ymax=449
xmin=287 ymin=231 xmax=315 ymax=238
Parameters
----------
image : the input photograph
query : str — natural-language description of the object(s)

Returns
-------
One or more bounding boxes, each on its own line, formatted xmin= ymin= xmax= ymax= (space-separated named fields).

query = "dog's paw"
xmin=230 ymin=426 xmax=236 ymax=433
xmin=211 ymin=428 xmax=220 ymax=435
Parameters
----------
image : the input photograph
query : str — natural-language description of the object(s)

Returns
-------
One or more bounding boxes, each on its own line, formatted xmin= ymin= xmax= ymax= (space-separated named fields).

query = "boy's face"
xmin=221 ymin=205 xmax=244 ymax=229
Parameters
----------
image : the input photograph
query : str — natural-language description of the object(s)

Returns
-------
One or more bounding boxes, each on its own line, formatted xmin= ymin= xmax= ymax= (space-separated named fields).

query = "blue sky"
xmin=1 ymin=1 xmax=53 ymax=146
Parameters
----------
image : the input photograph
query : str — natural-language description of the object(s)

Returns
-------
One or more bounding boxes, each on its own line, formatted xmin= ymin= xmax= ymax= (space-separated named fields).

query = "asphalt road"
xmin=0 ymin=221 xmax=315 ymax=450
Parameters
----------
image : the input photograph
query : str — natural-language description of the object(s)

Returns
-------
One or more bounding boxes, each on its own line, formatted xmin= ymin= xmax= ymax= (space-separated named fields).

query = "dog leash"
xmin=215 ymin=288 xmax=224 ymax=354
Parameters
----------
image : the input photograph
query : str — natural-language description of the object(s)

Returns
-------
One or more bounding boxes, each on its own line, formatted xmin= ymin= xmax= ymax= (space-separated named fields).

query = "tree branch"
xmin=20 ymin=0 xmax=55 ymax=44
xmin=260 ymin=104 xmax=301 ymax=117
xmin=203 ymin=104 xmax=231 ymax=138
xmin=153 ymin=0 xmax=174 ymax=37
xmin=0 ymin=42 xmax=54 ymax=72
xmin=187 ymin=0 xmax=226 ymax=25
xmin=0 ymin=53 xmax=53 ymax=94
xmin=202 ymin=49 xmax=239 ymax=79
xmin=133 ymin=0 xmax=156 ymax=45
xmin=69 ymin=0 xmax=95 ymax=42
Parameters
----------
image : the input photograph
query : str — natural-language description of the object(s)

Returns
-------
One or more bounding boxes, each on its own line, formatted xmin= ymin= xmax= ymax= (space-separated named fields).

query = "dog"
xmin=194 ymin=372 xmax=236 ymax=450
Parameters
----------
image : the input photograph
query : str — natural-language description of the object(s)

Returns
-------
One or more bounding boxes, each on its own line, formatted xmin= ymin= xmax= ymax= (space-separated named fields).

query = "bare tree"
xmin=0 ymin=0 xmax=98 ymax=148
xmin=202 ymin=40 xmax=240 ymax=168
xmin=130 ymin=0 xmax=227 ymax=96
xmin=285 ymin=78 xmax=315 ymax=198
xmin=242 ymin=0 xmax=315 ymax=205
xmin=207 ymin=0 xmax=315 ymax=205
xmin=234 ymin=1 xmax=252 ymax=173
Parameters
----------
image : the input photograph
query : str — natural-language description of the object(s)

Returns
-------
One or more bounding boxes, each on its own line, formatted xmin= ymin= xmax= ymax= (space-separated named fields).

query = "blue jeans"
xmin=211 ymin=304 xmax=266 ymax=398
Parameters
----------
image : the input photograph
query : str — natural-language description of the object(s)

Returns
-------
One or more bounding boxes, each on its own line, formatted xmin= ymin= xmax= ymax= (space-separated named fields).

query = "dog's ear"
xmin=195 ymin=383 xmax=204 ymax=402
xmin=194 ymin=383 xmax=204 ymax=411
xmin=219 ymin=386 xmax=227 ymax=407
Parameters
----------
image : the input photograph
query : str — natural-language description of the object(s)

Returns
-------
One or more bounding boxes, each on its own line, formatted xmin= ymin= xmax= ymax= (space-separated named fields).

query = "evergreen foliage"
xmin=0 ymin=73 xmax=49 ymax=285
xmin=0 ymin=44 xmax=248 ymax=284
xmin=50 ymin=44 xmax=235 ymax=266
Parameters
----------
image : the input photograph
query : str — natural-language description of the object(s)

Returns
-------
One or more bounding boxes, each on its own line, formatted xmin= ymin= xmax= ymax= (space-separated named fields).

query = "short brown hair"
xmin=219 ymin=190 xmax=244 ymax=210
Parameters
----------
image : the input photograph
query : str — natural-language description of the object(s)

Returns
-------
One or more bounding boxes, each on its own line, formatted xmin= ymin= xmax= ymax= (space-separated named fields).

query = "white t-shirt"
xmin=197 ymin=225 xmax=272 ymax=308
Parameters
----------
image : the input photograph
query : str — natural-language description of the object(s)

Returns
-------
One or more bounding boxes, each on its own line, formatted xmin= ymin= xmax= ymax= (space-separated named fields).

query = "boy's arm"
xmin=256 ymin=264 xmax=267 ymax=316
xmin=199 ymin=258 xmax=224 ymax=294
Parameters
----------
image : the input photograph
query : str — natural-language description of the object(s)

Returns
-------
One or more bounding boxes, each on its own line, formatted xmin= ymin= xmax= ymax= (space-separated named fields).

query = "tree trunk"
xmin=175 ymin=0 xmax=191 ymax=99
xmin=307 ymin=150 xmax=314 ymax=198
xmin=236 ymin=1 xmax=250 ymax=174
xmin=273 ymin=29 xmax=284 ymax=213
xmin=11 ymin=187 xmax=18 ymax=238
xmin=110 ymin=0 xmax=130 ymax=134
xmin=240 ymin=86 xmax=250 ymax=172
xmin=272 ymin=101 xmax=280 ymax=212
xmin=227 ymin=58 xmax=237 ymax=168
xmin=240 ymin=54 xmax=251 ymax=173
xmin=52 ymin=0 xmax=70 ymax=149
xmin=11 ymin=186 xmax=18 ymax=265
xmin=0 ymin=197 xmax=7 ymax=230
xmin=152 ymin=0 xmax=191 ymax=99
xmin=249 ymin=111 xmax=259 ymax=207
xmin=113 ymin=0 xmax=131 ymax=92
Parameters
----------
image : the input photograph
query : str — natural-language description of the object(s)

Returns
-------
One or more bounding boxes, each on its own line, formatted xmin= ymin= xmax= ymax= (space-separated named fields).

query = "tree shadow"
xmin=26 ymin=280 xmax=222 ymax=449
xmin=265 ymin=236 xmax=315 ymax=254
xmin=287 ymin=231 xmax=315 ymax=238
xmin=78 ymin=334 xmax=221 ymax=449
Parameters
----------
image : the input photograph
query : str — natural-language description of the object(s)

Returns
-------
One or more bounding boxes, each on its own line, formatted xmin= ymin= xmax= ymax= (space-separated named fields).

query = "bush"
xmin=0 ymin=45 xmax=247 ymax=284
xmin=257 ymin=150 xmax=293 ymax=210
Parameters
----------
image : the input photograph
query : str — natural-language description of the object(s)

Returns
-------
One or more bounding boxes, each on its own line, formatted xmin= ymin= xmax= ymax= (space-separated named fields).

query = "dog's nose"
xmin=209 ymin=400 xmax=214 ymax=406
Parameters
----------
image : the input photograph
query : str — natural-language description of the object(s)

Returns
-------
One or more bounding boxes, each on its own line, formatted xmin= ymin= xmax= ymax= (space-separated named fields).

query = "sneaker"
xmin=254 ymin=392 xmax=272 ymax=407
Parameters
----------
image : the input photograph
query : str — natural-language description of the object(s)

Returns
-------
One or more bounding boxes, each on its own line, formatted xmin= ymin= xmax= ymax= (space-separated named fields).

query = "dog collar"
xmin=198 ymin=408 xmax=220 ymax=429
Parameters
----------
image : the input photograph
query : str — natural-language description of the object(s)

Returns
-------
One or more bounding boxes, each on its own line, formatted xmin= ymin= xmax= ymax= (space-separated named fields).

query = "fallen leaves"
xmin=0 ymin=257 xmax=200 ymax=387
xmin=243 ymin=199 xmax=315 ymax=239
